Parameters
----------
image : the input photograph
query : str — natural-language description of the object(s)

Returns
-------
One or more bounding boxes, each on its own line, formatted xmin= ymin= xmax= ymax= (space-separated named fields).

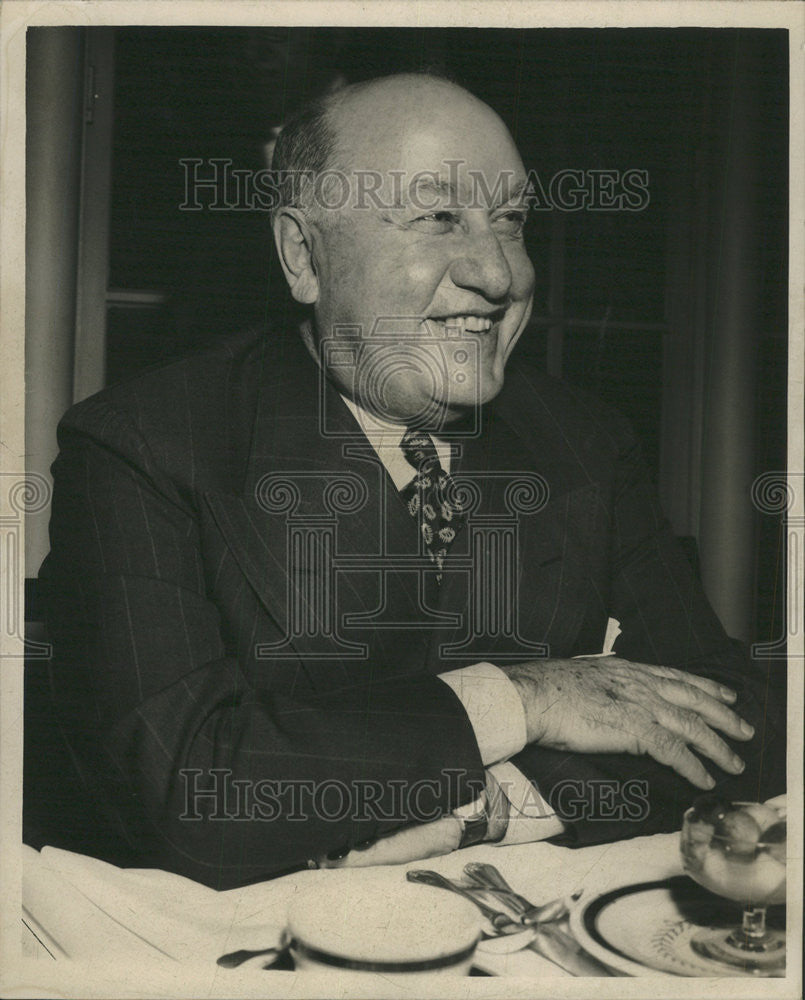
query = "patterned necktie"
xmin=400 ymin=429 xmax=466 ymax=583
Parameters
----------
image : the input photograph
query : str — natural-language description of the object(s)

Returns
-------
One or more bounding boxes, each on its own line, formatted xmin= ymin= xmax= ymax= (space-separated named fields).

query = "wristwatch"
xmin=452 ymin=793 xmax=489 ymax=849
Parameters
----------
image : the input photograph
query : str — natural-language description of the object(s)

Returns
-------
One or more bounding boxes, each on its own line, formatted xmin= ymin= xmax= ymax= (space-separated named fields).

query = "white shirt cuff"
xmin=438 ymin=662 xmax=527 ymax=766
xmin=488 ymin=761 xmax=565 ymax=845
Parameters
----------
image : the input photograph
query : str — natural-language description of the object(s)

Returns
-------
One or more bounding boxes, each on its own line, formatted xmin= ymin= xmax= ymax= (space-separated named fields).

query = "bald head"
xmin=326 ymin=73 xmax=508 ymax=167
xmin=271 ymin=73 xmax=522 ymax=220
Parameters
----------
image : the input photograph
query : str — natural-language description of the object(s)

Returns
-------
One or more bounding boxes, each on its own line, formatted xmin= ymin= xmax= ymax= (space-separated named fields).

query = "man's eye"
xmin=493 ymin=210 xmax=527 ymax=237
xmin=410 ymin=211 xmax=459 ymax=233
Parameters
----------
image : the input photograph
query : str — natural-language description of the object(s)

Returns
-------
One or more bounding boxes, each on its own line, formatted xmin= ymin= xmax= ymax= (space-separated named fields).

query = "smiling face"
xmin=278 ymin=76 xmax=535 ymax=428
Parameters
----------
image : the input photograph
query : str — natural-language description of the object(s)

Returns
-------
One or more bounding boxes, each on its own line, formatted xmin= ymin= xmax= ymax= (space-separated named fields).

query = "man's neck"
xmin=298 ymin=321 xmax=477 ymax=439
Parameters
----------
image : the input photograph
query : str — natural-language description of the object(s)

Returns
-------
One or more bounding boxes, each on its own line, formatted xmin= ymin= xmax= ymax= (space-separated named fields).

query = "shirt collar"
xmin=340 ymin=394 xmax=452 ymax=490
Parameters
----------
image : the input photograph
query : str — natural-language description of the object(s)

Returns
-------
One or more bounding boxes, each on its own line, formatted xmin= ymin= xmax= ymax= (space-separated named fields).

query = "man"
xmin=37 ymin=73 xmax=783 ymax=888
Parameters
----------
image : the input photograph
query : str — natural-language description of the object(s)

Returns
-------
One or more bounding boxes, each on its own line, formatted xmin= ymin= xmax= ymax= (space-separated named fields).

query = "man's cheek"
xmin=404 ymin=259 xmax=442 ymax=307
xmin=499 ymin=299 xmax=533 ymax=368
xmin=320 ymin=271 xmax=363 ymax=331
xmin=509 ymin=247 xmax=536 ymax=301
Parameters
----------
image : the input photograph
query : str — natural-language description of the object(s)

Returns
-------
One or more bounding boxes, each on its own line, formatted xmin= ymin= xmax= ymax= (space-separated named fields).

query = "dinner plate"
xmin=570 ymin=876 xmax=785 ymax=977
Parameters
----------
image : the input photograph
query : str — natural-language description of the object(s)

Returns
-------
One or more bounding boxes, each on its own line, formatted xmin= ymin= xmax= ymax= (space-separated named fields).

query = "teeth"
xmin=437 ymin=315 xmax=493 ymax=333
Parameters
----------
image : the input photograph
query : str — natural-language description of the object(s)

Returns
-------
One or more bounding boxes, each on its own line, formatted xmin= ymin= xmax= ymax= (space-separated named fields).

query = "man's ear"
xmin=272 ymin=208 xmax=320 ymax=304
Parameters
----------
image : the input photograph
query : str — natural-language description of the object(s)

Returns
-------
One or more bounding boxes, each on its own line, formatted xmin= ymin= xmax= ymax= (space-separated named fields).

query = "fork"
xmin=464 ymin=861 xmax=580 ymax=925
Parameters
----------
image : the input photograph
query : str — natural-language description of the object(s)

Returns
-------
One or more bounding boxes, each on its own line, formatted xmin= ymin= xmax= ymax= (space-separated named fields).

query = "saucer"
xmin=570 ymin=876 xmax=785 ymax=977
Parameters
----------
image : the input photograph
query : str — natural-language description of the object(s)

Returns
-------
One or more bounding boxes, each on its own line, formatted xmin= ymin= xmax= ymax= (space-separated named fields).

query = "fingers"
xmin=653 ymin=677 xmax=754 ymax=742
xmin=641 ymin=723 xmax=716 ymax=789
xmin=657 ymin=704 xmax=746 ymax=775
xmin=636 ymin=662 xmax=738 ymax=705
xmin=623 ymin=661 xmax=754 ymax=747
xmin=514 ymin=655 xmax=757 ymax=792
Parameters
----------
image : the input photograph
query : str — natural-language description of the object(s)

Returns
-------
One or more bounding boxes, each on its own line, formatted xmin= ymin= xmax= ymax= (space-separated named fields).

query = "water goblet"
xmin=680 ymin=795 xmax=786 ymax=975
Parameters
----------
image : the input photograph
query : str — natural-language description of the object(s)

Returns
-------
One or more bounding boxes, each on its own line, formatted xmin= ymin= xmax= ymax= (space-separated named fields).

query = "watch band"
xmin=453 ymin=793 xmax=489 ymax=849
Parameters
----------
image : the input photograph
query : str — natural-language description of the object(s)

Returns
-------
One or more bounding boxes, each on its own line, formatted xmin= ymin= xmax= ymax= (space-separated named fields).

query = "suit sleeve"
xmin=511 ymin=408 xmax=786 ymax=845
xmin=42 ymin=399 xmax=485 ymax=888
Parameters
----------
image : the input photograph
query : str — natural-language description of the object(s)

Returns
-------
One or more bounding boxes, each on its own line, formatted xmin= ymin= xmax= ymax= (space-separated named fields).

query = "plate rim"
xmin=569 ymin=876 xmax=698 ymax=978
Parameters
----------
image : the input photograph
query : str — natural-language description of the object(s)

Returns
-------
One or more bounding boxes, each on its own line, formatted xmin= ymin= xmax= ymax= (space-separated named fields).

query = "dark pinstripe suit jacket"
xmin=39 ymin=327 xmax=784 ymax=888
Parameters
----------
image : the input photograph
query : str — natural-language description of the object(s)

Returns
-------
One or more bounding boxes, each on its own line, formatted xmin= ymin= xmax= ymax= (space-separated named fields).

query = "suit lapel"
xmin=203 ymin=333 xmax=440 ymax=676
xmin=430 ymin=382 xmax=599 ymax=666
xmin=204 ymin=334 xmax=369 ymax=665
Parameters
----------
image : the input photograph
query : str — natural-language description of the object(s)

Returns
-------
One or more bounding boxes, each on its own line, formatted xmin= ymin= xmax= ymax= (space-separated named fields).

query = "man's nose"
xmin=448 ymin=229 xmax=513 ymax=302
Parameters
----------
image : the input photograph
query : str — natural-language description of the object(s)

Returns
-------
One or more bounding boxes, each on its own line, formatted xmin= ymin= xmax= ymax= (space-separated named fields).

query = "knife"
xmin=529 ymin=923 xmax=612 ymax=976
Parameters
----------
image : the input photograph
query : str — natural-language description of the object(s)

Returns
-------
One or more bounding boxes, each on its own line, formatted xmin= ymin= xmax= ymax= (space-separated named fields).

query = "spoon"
xmin=406 ymin=869 xmax=537 ymax=952
xmin=407 ymin=869 xmax=522 ymax=930
xmin=463 ymin=862 xmax=543 ymax=921
xmin=464 ymin=861 xmax=576 ymax=925
xmin=407 ymin=869 xmax=608 ymax=973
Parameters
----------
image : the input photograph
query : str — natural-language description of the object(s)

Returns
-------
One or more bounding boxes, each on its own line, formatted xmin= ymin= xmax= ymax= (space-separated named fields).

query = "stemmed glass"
xmin=680 ymin=796 xmax=786 ymax=975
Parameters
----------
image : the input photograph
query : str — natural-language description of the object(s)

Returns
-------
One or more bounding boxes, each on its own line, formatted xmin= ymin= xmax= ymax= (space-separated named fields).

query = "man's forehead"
xmin=335 ymin=132 xmax=527 ymax=207
xmin=331 ymin=79 xmax=523 ymax=169
xmin=399 ymin=171 xmax=528 ymax=208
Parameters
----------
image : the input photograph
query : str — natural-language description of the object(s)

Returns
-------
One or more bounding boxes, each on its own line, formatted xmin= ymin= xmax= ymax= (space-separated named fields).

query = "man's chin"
xmin=434 ymin=379 xmax=503 ymax=426
xmin=477 ymin=363 xmax=508 ymax=403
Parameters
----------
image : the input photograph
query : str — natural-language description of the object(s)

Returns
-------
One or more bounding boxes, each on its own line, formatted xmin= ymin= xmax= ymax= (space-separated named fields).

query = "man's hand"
xmin=316 ymin=815 xmax=463 ymax=869
xmin=316 ymin=771 xmax=510 ymax=869
xmin=501 ymin=657 xmax=754 ymax=790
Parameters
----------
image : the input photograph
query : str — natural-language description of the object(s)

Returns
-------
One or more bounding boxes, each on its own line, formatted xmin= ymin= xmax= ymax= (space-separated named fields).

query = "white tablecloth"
xmin=17 ymin=832 xmax=684 ymax=995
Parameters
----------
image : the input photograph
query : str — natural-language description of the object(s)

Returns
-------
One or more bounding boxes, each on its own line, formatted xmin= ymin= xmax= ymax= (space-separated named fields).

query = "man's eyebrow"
xmin=491 ymin=177 xmax=529 ymax=208
xmin=390 ymin=174 xmax=529 ymax=210
xmin=419 ymin=177 xmax=460 ymax=197
xmin=507 ymin=178 xmax=529 ymax=201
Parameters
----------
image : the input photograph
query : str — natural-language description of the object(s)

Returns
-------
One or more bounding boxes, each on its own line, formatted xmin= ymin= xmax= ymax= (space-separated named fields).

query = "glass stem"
xmin=739 ymin=905 xmax=767 ymax=944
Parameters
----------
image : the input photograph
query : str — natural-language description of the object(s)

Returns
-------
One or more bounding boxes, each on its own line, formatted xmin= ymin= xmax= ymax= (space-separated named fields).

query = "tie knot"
xmin=400 ymin=429 xmax=440 ymax=474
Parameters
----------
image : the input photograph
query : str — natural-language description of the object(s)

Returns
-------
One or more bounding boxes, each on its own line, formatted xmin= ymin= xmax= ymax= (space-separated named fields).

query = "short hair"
xmin=269 ymin=89 xmax=343 ymax=224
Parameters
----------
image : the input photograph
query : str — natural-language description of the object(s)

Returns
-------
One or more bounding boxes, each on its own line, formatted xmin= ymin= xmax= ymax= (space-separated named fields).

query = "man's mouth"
xmin=427 ymin=312 xmax=503 ymax=335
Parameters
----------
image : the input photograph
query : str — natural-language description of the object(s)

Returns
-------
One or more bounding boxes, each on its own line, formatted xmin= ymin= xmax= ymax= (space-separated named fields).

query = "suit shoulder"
xmin=60 ymin=327 xmax=267 ymax=437
xmin=55 ymin=328 xmax=277 ymax=493
xmin=504 ymin=358 xmax=633 ymax=448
